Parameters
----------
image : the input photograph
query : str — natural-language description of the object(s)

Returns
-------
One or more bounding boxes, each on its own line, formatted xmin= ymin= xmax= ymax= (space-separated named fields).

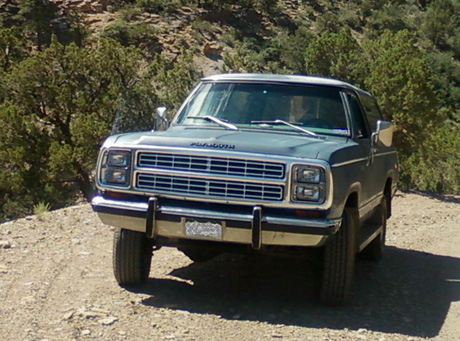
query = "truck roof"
xmin=202 ymin=73 xmax=371 ymax=97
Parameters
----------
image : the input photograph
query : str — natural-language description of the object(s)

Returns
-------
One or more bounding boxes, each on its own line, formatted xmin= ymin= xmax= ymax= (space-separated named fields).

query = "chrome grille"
xmin=136 ymin=173 xmax=284 ymax=202
xmin=137 ymin=152 xmax=285 ymax=179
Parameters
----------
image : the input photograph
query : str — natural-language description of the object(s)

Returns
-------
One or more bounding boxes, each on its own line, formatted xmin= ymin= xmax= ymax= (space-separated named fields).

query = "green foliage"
xmin=401 ymin=121 xmax=460 ymax=193
xmin=365 ymin=3 xmax=411 ymax=37
xmin=421 ymin=0 xmax=460 ymax=51
xmin=222 ymin=40 xmax=267 ymax=73
xmin=101 ymin=19 xmax=161 ymax=57
xmin=304 ymin=28 xmax=367 ymax=85
xmin=364 ymin=30 xmax=440 ymax=149
xmin=148 ymin=50 xmax=201 ymax=115
xmin=33 ymin=201 xmax=51 ymax=218
xmin=274 ymin=26 xmax=314 ymax=72
xmin=185 ymin=0 xmax=280 ymax=13
xmin=135 ymin=0 xmax=179 ymax=14
xmin=0 ymin=27 xmax=27 ymax=71
xmin=0 ymin=38 xmax=146 ymax=211
xmin=15 ymin=0 xmax=57 ymax=50
xmin=427 ymin=52 xmax=460 ymax=116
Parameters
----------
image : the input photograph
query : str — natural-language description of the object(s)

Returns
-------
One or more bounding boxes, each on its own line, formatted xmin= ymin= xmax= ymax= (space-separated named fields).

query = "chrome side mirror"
xmin=153 ymin=106 xmax=169 ymax=131
xmin=156 ymin=106 xmax=167 ymax=119
xmin=372 ymin=120 xmax=393 ymax=147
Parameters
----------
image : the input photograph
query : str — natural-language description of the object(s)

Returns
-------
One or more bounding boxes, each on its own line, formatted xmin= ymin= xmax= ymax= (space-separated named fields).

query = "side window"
xmin=360 ymin=95 xmax=382 ymax=132
xmin=346 ymin=93 xmax=369 ymax=138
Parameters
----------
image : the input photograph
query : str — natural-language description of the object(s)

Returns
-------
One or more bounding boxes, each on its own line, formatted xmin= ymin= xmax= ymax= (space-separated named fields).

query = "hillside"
xmin=1 ymin=1 xmax=460 ymax=220
xmin=0 ymin=192 xmax=459 ymax=340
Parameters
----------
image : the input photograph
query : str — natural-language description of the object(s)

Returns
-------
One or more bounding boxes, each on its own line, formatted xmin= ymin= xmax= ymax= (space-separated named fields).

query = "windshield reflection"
xmin=175 ymin=82 xmax=350 ymax=136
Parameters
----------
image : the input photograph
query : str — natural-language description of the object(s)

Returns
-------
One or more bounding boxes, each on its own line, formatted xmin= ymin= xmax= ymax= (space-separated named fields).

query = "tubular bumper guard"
xmin=91 ymin=195 xmax=341 ymax=248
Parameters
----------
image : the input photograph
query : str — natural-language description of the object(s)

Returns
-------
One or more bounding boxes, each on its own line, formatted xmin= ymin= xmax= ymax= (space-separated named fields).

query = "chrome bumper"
xmin=91 ymin=195 xmax=341 ymax=248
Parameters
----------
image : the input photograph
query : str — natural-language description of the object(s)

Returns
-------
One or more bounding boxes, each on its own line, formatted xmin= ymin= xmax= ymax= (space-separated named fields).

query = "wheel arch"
xmin=344 ymin=181 xmax=361 ymax=210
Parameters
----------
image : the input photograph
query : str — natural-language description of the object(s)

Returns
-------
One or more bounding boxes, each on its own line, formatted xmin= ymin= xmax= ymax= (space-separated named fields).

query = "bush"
xmin=135 ymin=0 xmax=179 ymax=14
xmin=101 ymin=19 xmax=161 ymax=56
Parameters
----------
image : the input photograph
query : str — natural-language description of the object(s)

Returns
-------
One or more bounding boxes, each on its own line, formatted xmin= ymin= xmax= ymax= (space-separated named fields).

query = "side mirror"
xmin=372 ymin=120 xmax=393 ymax=147
xmin=153 ymin=106 xmax=169 ymax=131
xmin=156 ymin=106 xmax=167 ymax=119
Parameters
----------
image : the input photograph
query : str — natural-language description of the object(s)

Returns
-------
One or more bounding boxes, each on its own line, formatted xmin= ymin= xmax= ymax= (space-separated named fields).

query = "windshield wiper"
xmin=251 ymin=120 xmax=318 ymax=138
xmin=187 ymin=115 xmax=238 ymax=131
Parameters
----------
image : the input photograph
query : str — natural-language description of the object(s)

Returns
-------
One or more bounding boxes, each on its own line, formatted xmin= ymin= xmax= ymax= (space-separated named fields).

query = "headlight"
xmin=294 ymin=185 xmax=323 ymax=202
xmin=102 ymin=168 xmax=129 ymax=185
xmin=107 ymin=151 xmax=130 ymax=167
xmin=100 ymin=150 xmax=131 ymax=187
xmin=296 ymin=167 xmax=321 ymax=183
xmin=291 ymin=165 xmax=326 ymax=203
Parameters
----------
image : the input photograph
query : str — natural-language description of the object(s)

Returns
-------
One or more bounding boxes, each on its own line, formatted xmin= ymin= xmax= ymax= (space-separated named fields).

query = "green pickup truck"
xmin=92 ymin=73 xmax=398 ymax=305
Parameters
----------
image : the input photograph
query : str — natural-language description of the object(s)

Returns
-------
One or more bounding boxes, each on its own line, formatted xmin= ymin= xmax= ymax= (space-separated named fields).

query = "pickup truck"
xmin=92 ymin=73 xmax=398 ymax=305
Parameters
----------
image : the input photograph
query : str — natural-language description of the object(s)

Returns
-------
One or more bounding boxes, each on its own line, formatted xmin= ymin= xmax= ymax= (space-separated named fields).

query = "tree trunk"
xmin=74 ymin=164 xmax=94 ymax=201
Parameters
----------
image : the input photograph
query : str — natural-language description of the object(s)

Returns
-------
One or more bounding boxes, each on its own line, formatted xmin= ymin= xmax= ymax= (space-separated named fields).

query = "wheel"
xmin=319 ymin=207 xmax=357 ymax=305
xmin=360 ymin=197 xmax=387 ymax=261
xmin=180 ymin=248 xmax=221 ymax=263
xmin=113 ymin=228 xmax=153 ymax=286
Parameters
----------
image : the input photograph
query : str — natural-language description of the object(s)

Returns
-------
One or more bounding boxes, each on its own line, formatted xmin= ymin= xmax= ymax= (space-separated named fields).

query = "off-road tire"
xmin=319 ymin=207 xmax=356 ymax=306
xmin=360 ymin=197 xmax=387 ymax=261
xmin=113 ymin=228 xmax=152 ymax=286
xmin=180 ymin=248 xmax=221 ymax=263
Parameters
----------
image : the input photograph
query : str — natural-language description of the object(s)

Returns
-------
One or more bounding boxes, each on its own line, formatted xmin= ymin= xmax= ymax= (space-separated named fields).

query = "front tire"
xmin=113 ymin=228 xmax=153 ymax=286
xmin=319 ymin=207 xmax=357 ymax=305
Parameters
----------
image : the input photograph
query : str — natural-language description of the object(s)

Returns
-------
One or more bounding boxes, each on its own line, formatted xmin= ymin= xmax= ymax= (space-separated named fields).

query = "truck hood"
xmin=104 ymin=126 xmax=353 ymax=161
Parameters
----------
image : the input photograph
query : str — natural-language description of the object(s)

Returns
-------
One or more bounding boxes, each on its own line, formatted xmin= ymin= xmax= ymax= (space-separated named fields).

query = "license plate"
xmin=185 ymin=220 xmax=222 ymax=240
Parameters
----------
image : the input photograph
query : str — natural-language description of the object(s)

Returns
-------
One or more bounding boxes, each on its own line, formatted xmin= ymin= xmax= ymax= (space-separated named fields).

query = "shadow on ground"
xmin=134 ymin=246 xmax=460 ymax=338
xmin=398 ymin=190 xmax=460 ymax=205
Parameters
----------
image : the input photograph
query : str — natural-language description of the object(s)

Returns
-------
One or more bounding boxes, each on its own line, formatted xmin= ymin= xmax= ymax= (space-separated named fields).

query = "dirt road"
xmin=1 ymin=192 xmax=459 ymax=340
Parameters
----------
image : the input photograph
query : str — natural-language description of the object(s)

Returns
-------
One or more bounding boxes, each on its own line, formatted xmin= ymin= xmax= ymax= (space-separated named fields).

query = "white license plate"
xmin=185 ymin=220 xmax=222 ymax=240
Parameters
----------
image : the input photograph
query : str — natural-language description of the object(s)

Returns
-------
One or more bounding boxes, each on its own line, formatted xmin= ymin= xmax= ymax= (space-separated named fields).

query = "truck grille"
xmin=136 ymin=173 xmax=284 ymax=202
xmin=137 ymin=152 xmax=285 ymax=180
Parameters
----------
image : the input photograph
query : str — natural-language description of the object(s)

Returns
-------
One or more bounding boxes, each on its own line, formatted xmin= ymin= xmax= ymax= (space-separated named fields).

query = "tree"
xmin=1 ymin=38 xmax=145 ymax=203
xmin=304 ymin=28 xmax=367 ymax=85
xmin=15 ymin=0 xmax=57 ymax=50
xmin=364 ymin=30 xmax=440 ymax=148
xmin=363 ymin=30 xmax=445 ymax=188
xmin=0 ymin=27 xmax=27 ymax=71
xmin=148 ymin=50 xmax=201 ymax=114
xmin=421 ymin=0 xmax=459 ymax=51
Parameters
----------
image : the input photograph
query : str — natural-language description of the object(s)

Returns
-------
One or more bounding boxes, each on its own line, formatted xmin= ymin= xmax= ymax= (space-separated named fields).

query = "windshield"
xmin=175 ymin=82 xmax=350 ymax=136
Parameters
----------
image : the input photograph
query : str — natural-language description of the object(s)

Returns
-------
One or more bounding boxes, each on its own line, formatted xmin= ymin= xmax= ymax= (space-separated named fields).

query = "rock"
xmin=0 ymin=240 xmax=11 ymax=249
xmin=92 ymin=307 xmax=110 ymax=314
xmin=203 ymin=42 xmax=222 ymax=59
xmin=99 ymin=316 xmax=118 ymax=326
xmin=0 ymin=264 xmax=8 ymax=273
xmin=63 ymin=312 xmax=73 ymax=320
xmin=81 ymin=329 xmax=91 ymax=335
xmin=82 ymin=311 xmax=106 ymax=318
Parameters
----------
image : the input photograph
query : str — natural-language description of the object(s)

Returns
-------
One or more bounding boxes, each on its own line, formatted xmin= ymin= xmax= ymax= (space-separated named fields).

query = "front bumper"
xmin=91 ymin=195 xmax=341 ymax=248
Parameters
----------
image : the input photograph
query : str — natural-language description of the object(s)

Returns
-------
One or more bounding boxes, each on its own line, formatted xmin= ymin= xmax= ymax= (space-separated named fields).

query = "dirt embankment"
xmin=1 ymin=192 xmax=460 ymax=340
